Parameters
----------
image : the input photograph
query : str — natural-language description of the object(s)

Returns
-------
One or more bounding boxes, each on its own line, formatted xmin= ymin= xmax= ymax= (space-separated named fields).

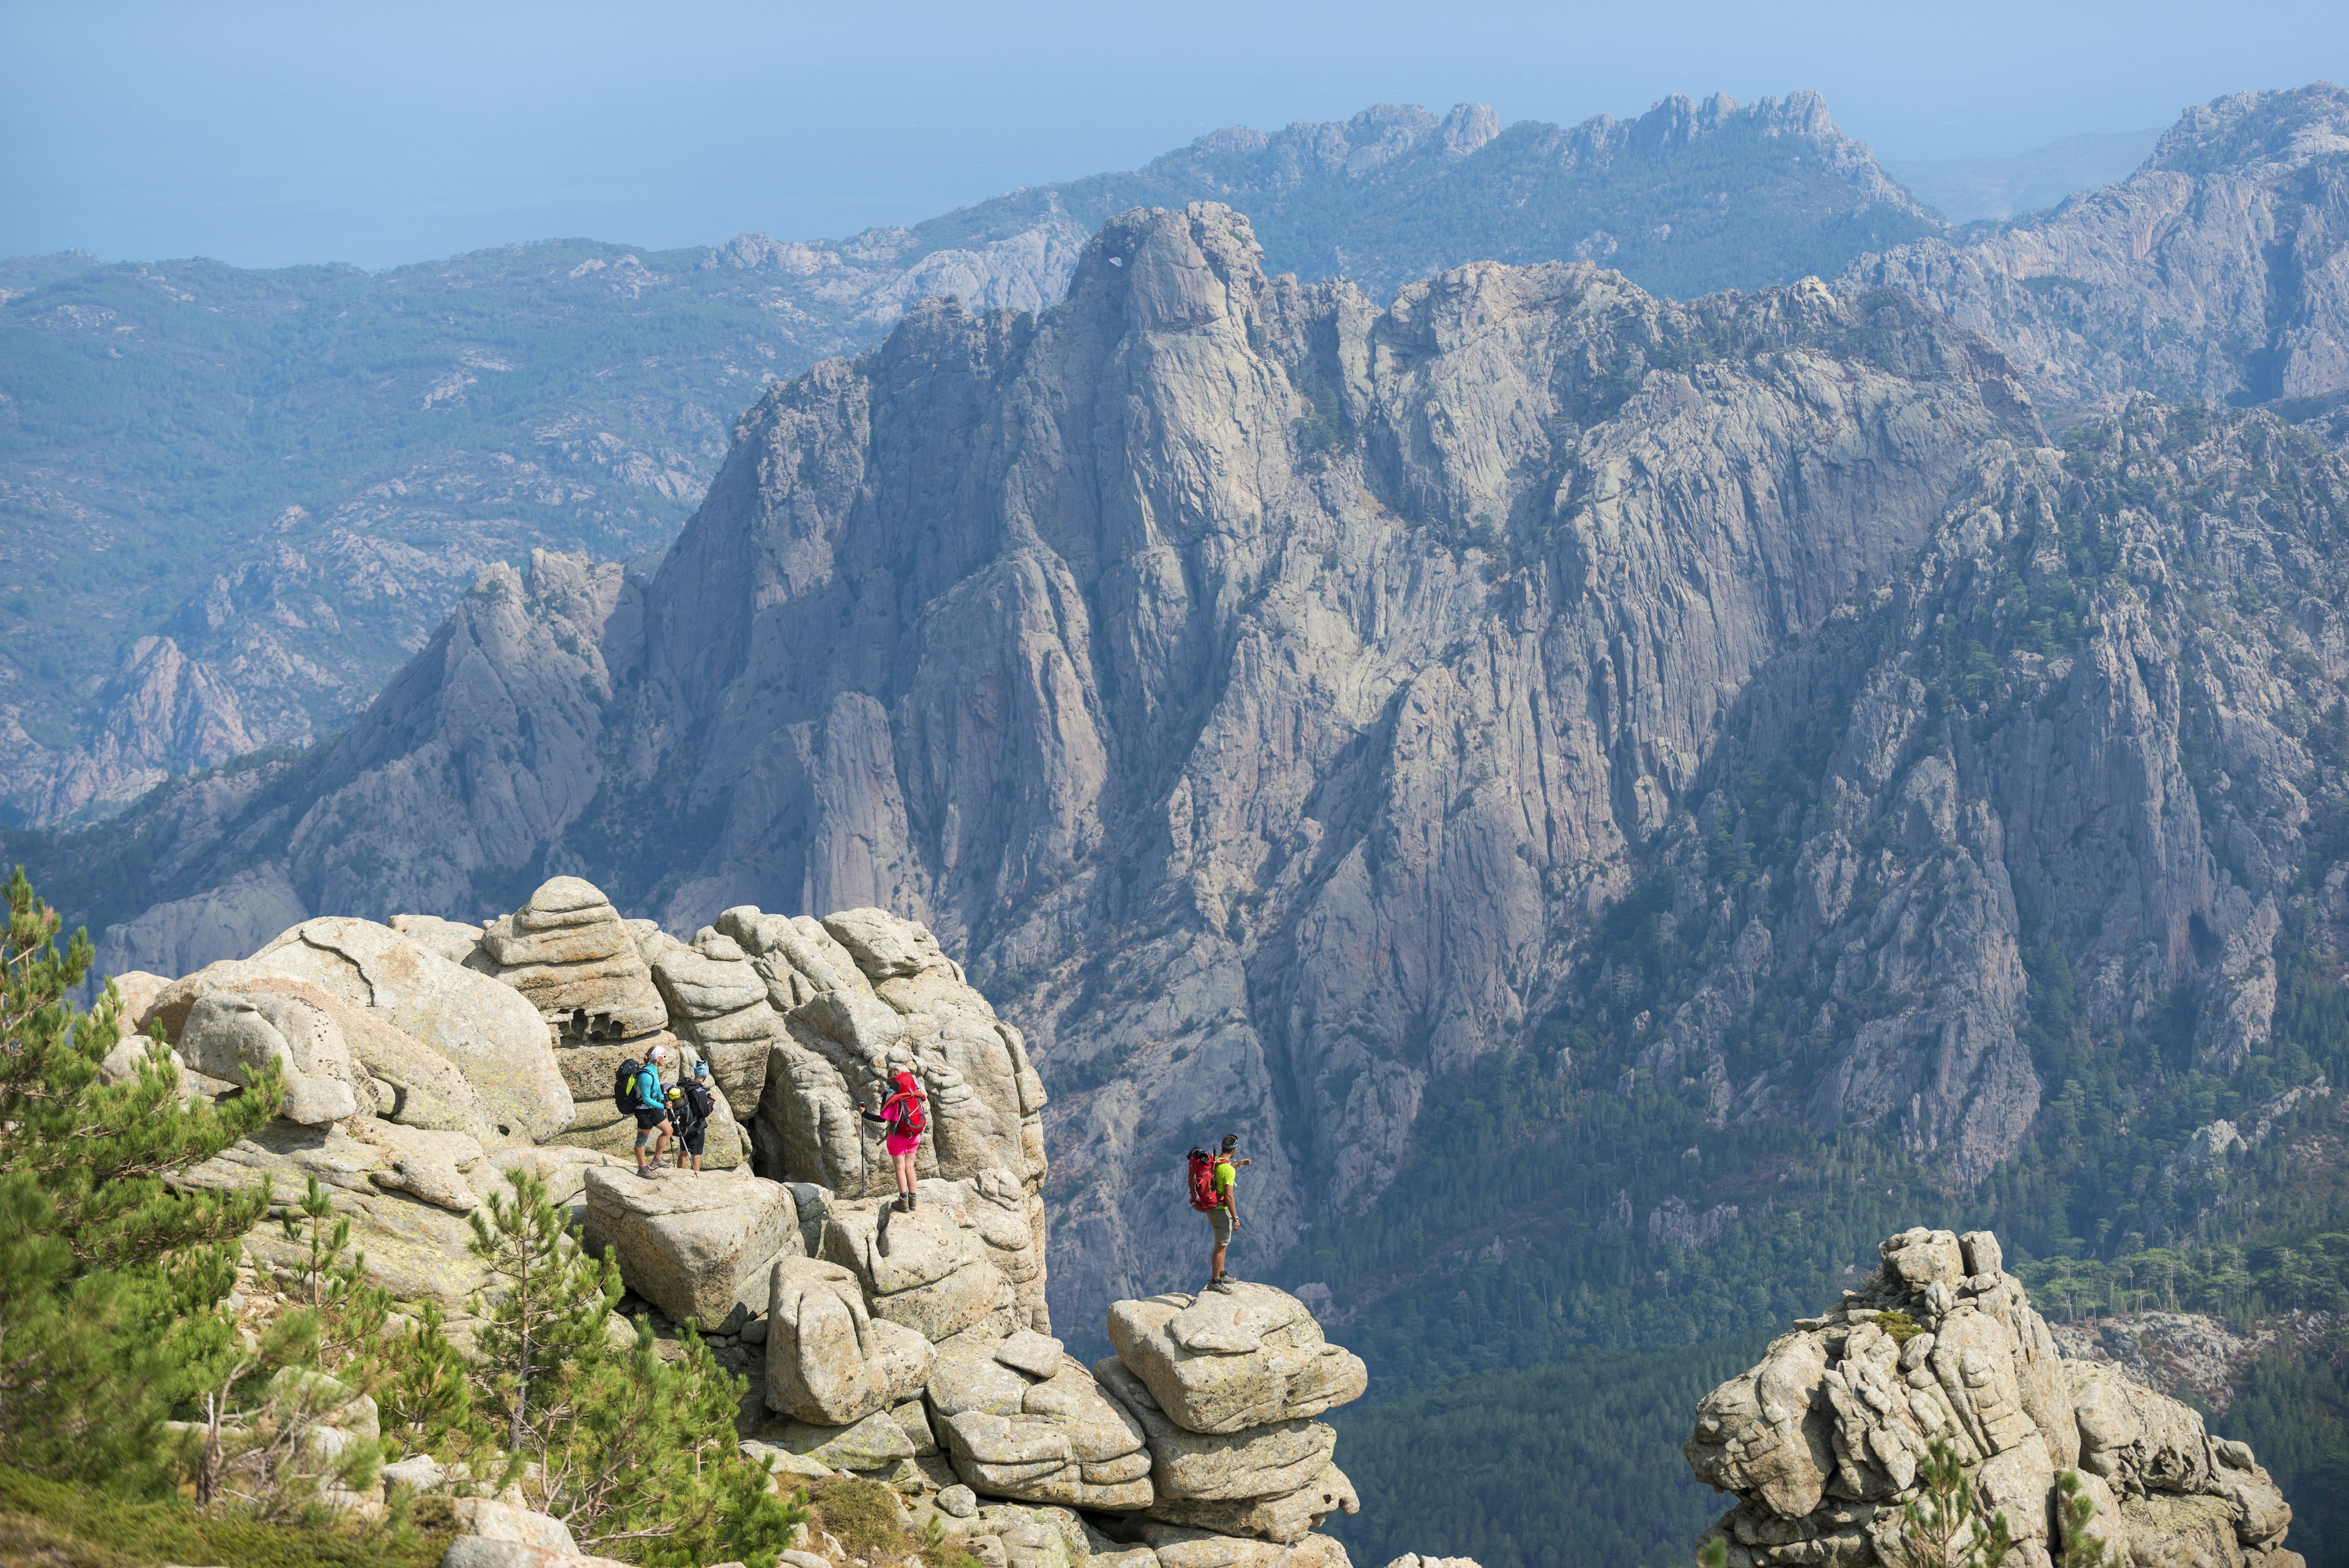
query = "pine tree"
xmin=374 ymin=1301 xmax=478 ymax=1462
xmin=1885 ymin=1441 xmax=2016 ymax=1568
xmin=465 ymin=1165 xmax=802 ymax=1566
xmin=275 ymin=1174 xmax=393 ymax=1376
xmin=0 ymin=865 xmax=276 ymax=1490
xmin=551 ymin=1321 xmax=804 ymax=1566
xmin=467 ymin=1165 xmax=621 ymax=1459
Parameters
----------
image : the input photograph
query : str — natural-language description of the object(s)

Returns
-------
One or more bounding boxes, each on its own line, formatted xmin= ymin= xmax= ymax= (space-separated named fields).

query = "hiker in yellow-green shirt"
xmin=1202 ymin=1133 xmax=1249 ymax=1295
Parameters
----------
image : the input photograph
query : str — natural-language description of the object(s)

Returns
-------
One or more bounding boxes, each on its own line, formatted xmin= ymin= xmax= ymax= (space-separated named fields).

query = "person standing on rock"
xmin=631 ymin=1044 xmax=674 ymax=1180
xmin=1198 ymin=1133 xmax=1249 ymax=1294
xmin=860 ymin=1069 xmax=928 ymax=1222
xmin=672 ymin=1058 xmax=716 ymax=1175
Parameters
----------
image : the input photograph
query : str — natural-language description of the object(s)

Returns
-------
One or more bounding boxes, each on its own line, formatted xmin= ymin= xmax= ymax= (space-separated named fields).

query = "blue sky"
xmin=4 ymin=0 xmax=2345 ymax=270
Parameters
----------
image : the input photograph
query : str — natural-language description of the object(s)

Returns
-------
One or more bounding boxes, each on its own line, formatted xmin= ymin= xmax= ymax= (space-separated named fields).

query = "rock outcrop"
xmin=927 ymin=1330 xmax=1153 ymax=1509
xmin=581 ymin=1165 xmax=798 ymax=1332
xmin=1080 ymin=1285 xmax=1365 ymax=1556
xmin=248 ymin=916 xmax=574 ymax=1143
xmin=139 ymin=882 xmax=1046 ymax=1343
xmin=1685 ymin=1227 xmax=2302 ymax=1568
xmin=763 ymin=1257 xmax=937 ymax=1425
xmin=1851 ymin=83 xmax=2349 ymax=413
xmin=733 ymin=1211 xmax=1377 ymax=1568
xmin=127 ymin=872 xmax=1477 ymax=1568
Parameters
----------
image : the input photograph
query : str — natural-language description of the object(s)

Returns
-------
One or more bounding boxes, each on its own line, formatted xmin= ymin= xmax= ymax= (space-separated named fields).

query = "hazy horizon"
xmin=4 ymin=0 xmax=2346 ymax=272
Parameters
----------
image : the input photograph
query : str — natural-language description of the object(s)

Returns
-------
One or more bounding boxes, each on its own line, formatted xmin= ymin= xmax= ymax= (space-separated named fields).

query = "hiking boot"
xmin=637 ymin=1165 xmax=658 ymax=1180
xmin=907 ymin=1191 xmax=918 ymax=1213
xmin=1208 ymin=1277 xmax=1236 ymax=1295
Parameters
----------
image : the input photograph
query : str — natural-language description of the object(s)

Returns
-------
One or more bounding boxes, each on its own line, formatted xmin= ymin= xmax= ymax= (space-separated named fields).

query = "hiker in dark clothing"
xmin=672 ymin=1058 xmax=717 ymax=1174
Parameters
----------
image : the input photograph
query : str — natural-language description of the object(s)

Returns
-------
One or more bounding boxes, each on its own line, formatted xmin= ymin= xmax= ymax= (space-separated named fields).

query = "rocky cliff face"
xmin=0 ymin=235 xmax=1078 ymax=829
xmin=1850 ymin=84 xmax=2349 ymax=414
xmin=1558 ymin=404 xmax=2349 ymax=1187
xmin=50 ymin=204 xmax=2038 ymax=1340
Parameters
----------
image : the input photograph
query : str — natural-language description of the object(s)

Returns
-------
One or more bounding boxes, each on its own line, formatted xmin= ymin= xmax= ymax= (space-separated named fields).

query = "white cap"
xmin=648 ymin=1043 xmax=669 ymax=1061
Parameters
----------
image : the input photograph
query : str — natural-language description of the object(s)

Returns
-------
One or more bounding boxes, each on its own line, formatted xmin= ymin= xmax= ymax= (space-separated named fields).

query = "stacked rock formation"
xmin=134 ymin=882 xmax=1045 ymax=1330
xmin=1686 ymin=1228 xmax=2302 ymax=1568
xmin=748 ymin=1273 xmax=1367 ymax=1568
xmin=1093 ymin=1285 xmax=1366 ymax=1563
xmin=445 ymin=878 xmax=724 ymax=1164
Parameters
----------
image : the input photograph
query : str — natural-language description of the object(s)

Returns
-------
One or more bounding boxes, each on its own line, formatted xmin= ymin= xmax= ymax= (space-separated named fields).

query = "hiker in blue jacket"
xmin=632 ymin=1043 xmax=674 ymax=1179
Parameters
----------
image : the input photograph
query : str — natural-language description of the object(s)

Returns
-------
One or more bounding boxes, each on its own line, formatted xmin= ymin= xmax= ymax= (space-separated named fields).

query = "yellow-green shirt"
xmin=1214 ymin=1159 xmax=1236 ymax=1203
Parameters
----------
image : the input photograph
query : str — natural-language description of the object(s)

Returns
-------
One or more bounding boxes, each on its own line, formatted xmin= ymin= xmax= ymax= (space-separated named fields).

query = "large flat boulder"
xmin=765 ymin=1257 xmax=935 ymax=1425
xmin=929 ymin=1332 xmax=1151 ymax=1510
xmin=249 ymin=917 xmax=572 ymax=1143
xmin=1105 ymin=1287 xmax=1367 ymax=1436
xmin=582 ymin=1166 xmax=796 ymax=1331
xmin=1094 ymin=1359 xmax=1335 ymax=1501
xmin=822 ymin=1195 xmax=1009 ymax=1342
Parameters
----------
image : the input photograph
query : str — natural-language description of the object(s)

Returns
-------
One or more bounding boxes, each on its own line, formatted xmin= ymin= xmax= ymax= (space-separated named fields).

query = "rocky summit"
xmin=1688 ymin=1227 xmax=2301 ymax=1568
xmin=117 ymin=872 xmax=1449 ymax=1568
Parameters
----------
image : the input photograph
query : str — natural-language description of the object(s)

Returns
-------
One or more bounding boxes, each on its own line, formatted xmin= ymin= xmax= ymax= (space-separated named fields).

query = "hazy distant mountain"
xmin=1884 ymin=128 xmax=2164 ymax=222
xmin=0 ymin=91 xmax=1931 ymax=828
xmin=1854 ymin=83 xmax=2349 ymax=412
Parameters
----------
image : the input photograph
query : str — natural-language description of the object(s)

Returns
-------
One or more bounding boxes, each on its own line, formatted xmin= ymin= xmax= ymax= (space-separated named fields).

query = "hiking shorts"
xmin=633 ymin=1110 xmax=671 ymax=1146
xmin=885 ymin=1130 xmax=920 ymax=1158
xmin=680 ymin=1124 xmax=708 ymax=1157
xmin=1208 ymin=1207 xmax=1234 ymax=1246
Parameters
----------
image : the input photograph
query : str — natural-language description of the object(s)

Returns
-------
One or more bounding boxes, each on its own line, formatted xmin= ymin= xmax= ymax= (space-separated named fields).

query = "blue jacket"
xmin=634 ymin=1065 xmax=664 ymax=1113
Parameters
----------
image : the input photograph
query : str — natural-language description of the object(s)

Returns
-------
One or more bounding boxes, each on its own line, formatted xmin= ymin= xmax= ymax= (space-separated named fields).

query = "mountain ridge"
xmin=0 ymin=88 xmax=1929 ymax=828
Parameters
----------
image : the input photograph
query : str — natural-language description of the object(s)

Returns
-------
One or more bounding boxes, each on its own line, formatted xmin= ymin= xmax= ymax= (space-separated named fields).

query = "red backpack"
xmin=883 ymin=1085 xmax=927 ymax=1137
xmin=1187 ymin=1151 xmax=1223 ymax=1213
